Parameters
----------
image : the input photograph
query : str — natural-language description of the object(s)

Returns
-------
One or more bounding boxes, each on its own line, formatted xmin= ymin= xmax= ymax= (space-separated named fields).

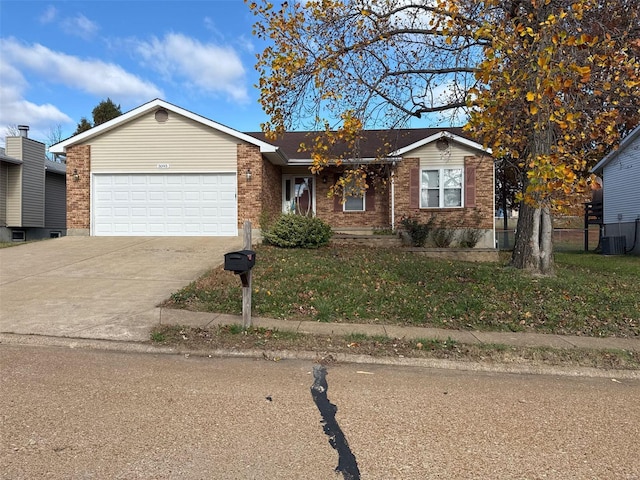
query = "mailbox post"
xmin=224 ymin=250 xmax=256 ymax=328
xmin=224 ymin=220 xmax=255 ymax=328
xmin=224 ymin=250 xmax=255 ymax=284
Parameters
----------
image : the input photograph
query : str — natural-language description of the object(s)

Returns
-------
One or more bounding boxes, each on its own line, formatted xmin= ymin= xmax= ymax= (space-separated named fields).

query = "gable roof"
xmin=49 ymin=98 xmax=489 ymax=166
xmin=246 ymin=127 xmax=488 ymax=163
xmin=49 ymin=98 xmax=287 ymax=163
xmin=592 ymin=124 xmax=640 ymax=174
xmin=390 ymin=130 xmax=487 ymax=156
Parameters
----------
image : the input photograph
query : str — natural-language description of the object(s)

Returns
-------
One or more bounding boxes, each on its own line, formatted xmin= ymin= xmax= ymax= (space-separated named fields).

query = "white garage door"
xmin=93 ymin=173 xmax=237 ymax=236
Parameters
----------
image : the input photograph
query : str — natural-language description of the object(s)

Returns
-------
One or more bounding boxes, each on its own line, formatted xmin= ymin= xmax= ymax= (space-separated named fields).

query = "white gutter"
xmin=391 ymin=170 xmax=396 ymax=231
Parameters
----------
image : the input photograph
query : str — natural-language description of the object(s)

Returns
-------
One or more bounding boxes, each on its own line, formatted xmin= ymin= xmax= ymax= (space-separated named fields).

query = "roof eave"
xmin=391 ymin=130 xmax=490 ymax=156
xmin=45 ymin=159 xmax=66 ymax=174
xmin=591 ymin=124 xmax=640 ymax=174
xmin=263 ymin=149 xmax=289 ymax=166
xmin=284 ymin=157 xmax=401 ymax=167
xmin=0 ymin=155 xmax=22 ymax=165
xmin=48 ymin=98 xmax=280 ymax=154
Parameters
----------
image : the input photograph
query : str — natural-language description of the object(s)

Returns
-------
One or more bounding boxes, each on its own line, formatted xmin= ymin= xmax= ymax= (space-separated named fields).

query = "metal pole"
xmin=390 ymin=171 xmax=395 ymax=231
xmin=584 ymin=203 xmax=589 ymax=252
xmin=242 ymin=220 xmax=252 ymax=328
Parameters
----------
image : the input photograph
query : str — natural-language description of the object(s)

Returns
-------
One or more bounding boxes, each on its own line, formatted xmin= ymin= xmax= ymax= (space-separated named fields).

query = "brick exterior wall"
xmin=260 ymin=153 xmax=283 ymax=225
xmin=315 ymin=169 xmax=392 ymax=231
xmin=66 ymin=145 xmax=91 ymax=233
xmin=64 ymin=140 xmax=492 ymax=238
xmin=394 ymin=155 xmax=494 ymax=230
xmin=237 ymin=144 xmax=282 ymax=228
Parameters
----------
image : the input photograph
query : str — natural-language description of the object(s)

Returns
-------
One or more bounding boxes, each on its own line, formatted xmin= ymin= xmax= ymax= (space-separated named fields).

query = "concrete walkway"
xmin=160 ymin=309 xmax=640 ymax=353
xmin=1 ymin=236 xmax=638 ymax=355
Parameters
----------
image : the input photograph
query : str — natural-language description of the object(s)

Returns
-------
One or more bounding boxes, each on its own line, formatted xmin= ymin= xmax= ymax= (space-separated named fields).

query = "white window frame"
xmin=342 ymin=177 xmax=366 ymax=212
xmin=282 ymin=175 xmax=316 ymax=216
xmin=420 ymin=167 xmax=464 ymax=209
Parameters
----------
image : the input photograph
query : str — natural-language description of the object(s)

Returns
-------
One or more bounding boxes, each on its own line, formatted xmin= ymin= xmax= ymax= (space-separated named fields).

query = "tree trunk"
xmin=511 ymin=110 xmax=556 ymax=275
xmin=511 ymin=202 xmax=555 ymax=275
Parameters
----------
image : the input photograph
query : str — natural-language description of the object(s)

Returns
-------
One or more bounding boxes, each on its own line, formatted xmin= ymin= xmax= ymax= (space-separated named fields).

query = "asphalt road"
xmin=1 ymin=345 xmax=639 ymax=480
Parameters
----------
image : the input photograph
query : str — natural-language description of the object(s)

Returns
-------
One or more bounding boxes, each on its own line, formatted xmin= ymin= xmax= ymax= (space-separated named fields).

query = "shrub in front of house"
xmin=458 ymin=228 xmax=483 ymax=248
xmin=431 ymin=221 xmax=456 ymax=247
xmin=399 ymin=215 xmax=435 ymax=247
xmin=262 ymin=214 xmax=333 ymax=248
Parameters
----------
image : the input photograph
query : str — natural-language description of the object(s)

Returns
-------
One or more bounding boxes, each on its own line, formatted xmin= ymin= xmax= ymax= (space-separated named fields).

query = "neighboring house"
xmin=50 ymin=99 xmax=495 ymax=247
xmin=0 ymin=126 xmax=66 ymax=242
xmin=591 ymin=125 xmax=640 ymax=255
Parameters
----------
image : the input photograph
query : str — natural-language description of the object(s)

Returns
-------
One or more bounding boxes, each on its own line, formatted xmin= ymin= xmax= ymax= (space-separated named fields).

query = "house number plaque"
xmin=156 ymin=163 xmax=170 ymax=169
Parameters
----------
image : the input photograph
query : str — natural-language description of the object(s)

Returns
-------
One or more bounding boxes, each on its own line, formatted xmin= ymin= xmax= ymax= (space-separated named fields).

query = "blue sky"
xmin=0 ymin=0 xmax=272 ymax=146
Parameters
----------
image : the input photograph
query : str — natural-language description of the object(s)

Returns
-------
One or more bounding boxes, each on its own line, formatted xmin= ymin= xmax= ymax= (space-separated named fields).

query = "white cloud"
xmin=203 ymin=17 xmax=220 ymax=35
xmin=0 ymin=58 xmax=72 ymax=140
xmin=1 ymin=38 xmax=163 ymax=101
xmin=236 ymin=34 xmax=255 ymax=53
xmin=39 ymin=5 xmax=58 ymax=24
xmin=0 ymin=38 xmax=163 ymax=143
xmin=134 ymin=33 xmax=249 ymax=102
xmin=61 ymin=13 xmax=99 ymax=39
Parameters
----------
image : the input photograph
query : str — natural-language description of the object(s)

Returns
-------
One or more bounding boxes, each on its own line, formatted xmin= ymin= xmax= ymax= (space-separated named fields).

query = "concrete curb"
xmin=159 ymin=309 xmax=640 ymax=353
xmin=2 ymin=332 xmax=638 ymax=380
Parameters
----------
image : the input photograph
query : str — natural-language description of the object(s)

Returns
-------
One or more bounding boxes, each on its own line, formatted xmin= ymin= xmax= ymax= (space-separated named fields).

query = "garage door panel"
xmin=184 ymin=191 xmax=200 ymax=201
xmin=130 ymin=192 xmax=146 ymax=201
xmin=166 ymin=191 xmax=183 ymax=201
xmin=184 ymin=176 xmax=201 ymax=185
xmin=145 ymin=176 xmax=163 ymax=185
xmin=166 ymin=207 xmax=183 ymax=217
xmin=113 ymin=191 xmax=129 ymax=201
xmin=93 ymin=174 xmax=237 ymax=236
xmin=165 ymin=176 xmax=183 ymax=185
xmin=220 ymin=190 xmax=236 ymax=201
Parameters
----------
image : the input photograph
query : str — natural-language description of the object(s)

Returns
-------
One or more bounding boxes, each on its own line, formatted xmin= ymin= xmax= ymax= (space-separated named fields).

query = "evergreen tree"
xmin=92 ymin=98 xmax=122 ymax=126
xmin=73 ymin=98 xmax=122 ymax=135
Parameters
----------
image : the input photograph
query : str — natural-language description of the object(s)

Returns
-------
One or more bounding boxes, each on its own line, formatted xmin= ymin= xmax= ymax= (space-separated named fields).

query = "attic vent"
xmin=154 ymin=109 xmax=169 ymax=123
xmin=436 ymin=137 xmax=450 ymax=151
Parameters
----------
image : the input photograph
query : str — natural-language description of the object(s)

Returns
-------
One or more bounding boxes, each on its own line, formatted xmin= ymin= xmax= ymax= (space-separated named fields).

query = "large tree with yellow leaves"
xmin=249 ymin=0 xmax=639 ymax=275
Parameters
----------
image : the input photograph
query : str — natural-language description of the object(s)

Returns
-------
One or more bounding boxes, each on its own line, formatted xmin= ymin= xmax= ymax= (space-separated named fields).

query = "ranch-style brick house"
xmin=50 ymin=99 xmax=495 ymax=247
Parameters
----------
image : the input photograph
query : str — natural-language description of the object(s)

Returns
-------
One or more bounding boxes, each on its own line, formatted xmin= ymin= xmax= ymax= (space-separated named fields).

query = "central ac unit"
xmin=601 ymin=236 xmax=626 ymax=255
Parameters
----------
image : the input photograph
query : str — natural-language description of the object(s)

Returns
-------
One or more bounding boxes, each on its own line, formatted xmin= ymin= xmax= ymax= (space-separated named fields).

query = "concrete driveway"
xmin=0 ymin=236 xmax=243 ymax=341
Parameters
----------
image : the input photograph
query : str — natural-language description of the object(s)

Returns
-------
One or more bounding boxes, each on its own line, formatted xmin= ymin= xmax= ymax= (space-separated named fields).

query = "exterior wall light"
xmin=73 ymin=169 xmax=80 ymax=182
xmin=246 ymin=169 xmax=252 ymax=181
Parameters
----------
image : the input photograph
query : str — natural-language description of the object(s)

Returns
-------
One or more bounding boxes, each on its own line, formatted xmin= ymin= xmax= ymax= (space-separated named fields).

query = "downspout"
xmin=625 ymin=217 xmax=639 ymax=254
xmin=390 ymin=168 xmax=395 ymax=231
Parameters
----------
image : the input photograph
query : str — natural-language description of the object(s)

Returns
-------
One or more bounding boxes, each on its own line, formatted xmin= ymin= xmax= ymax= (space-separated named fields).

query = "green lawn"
xmin=164 ymin=245 xmax=640 ymax=338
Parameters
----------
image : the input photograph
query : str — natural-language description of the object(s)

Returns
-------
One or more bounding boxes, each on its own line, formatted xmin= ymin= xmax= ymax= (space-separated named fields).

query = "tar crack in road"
xmin=310 ymin=364 xmax=361 ymax=480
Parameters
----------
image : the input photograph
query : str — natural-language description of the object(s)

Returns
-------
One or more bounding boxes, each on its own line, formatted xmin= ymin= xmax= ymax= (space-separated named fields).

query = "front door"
xmin=282 ymin=175 xmax=315 ymax=216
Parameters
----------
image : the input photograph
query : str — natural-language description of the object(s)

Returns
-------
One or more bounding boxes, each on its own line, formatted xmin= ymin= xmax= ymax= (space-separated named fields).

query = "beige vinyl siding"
xmin=5 ymin=137 xmax=23 ymax=159
xmin=0 ymin=163 xmax=7 ymax=226
xmin=5 ymin=137 xmax=46 ymax=227
xmin=88 ymin=110 xmax=240 ymax=173
xmin=407 ymin=141 xmax=477 ymax=168
xmin=6 ymin=164 xmax=22 ymax=226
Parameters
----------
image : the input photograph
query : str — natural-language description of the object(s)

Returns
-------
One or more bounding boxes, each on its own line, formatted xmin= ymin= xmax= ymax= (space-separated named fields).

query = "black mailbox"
xmin=224 ymin=250 xmax=256 ymax=273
